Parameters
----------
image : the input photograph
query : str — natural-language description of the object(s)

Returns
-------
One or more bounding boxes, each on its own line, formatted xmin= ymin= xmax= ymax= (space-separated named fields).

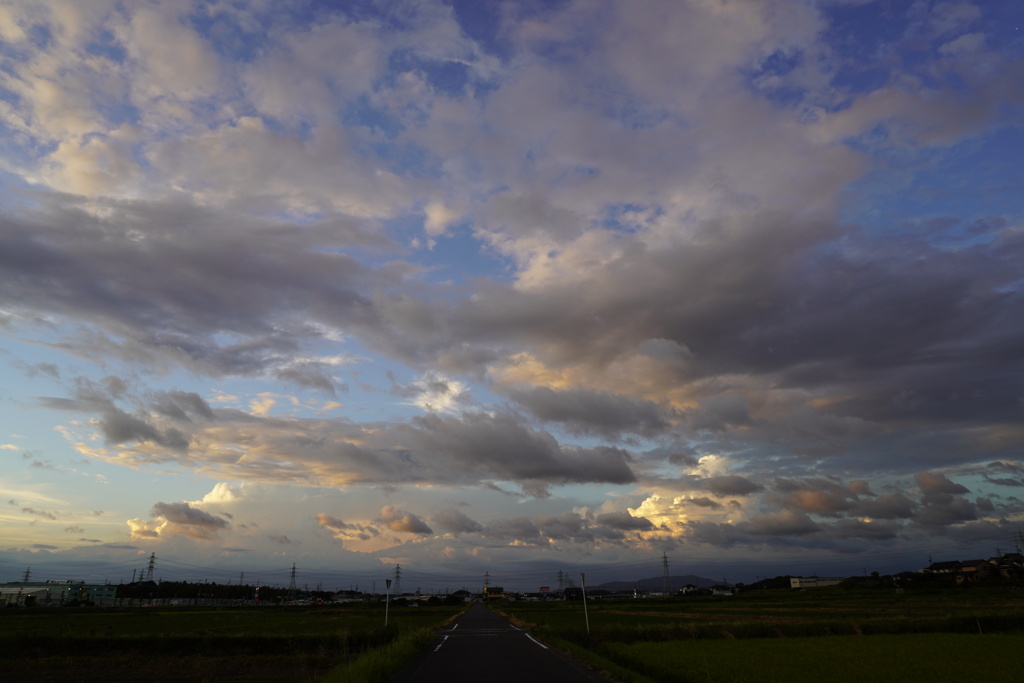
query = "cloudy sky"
xmin=1 ymin=0 xmax=1023 ymax=591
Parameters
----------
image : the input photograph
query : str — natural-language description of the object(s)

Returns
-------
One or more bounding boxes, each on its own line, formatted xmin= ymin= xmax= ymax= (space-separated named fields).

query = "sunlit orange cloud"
xmin=490 ymin=352 xmax=700 ymax=410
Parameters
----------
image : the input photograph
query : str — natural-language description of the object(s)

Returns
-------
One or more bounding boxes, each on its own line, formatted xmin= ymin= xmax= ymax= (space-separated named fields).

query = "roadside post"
xmin=385 ymin=578 xmax=392 ymax=627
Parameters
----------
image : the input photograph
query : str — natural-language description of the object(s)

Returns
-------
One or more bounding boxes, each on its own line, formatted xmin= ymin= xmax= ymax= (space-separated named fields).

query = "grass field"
xmin=6 ymin=586 xmax=1024 ymax=682
xmin=1 ymin=603 xmax=465 ymax=682
xmin=495 ymin=585 xmax=1024 ymax=683
xmin=601 ymin=633 xmax=1024 ymax=683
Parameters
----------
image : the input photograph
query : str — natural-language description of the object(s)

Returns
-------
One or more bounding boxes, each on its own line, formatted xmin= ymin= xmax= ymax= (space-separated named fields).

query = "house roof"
xmin=924 ymin=561 xmax=960 ymax=571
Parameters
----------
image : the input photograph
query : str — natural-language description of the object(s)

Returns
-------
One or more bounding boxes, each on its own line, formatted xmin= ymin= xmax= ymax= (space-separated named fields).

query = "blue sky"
xmin=1 ymin=0 xmax=1023 ymax=591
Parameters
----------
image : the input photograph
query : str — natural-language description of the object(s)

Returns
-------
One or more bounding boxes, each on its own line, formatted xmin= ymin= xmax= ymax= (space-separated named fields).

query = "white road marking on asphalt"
xmin=434 ymin=635 xmax=449 ymax=652
xmin=525 ymin=633 xmax=548 ymax=649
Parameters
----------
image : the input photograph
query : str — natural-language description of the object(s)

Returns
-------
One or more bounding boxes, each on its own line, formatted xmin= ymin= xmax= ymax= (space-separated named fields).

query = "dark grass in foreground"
xmin=0 ymin=604 xmax=465 ymax=683
xmin=496 ymin=585 xmax=1024 ymax=682
xmin=601 ymin=633 xmax=1024 ymax=683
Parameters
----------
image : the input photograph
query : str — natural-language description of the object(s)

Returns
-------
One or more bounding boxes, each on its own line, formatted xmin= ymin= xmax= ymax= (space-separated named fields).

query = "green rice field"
xmin=1 ymin=603 xmax=464 ymax=682
xmin=495 ymin=584 xmax=1024 ymax=682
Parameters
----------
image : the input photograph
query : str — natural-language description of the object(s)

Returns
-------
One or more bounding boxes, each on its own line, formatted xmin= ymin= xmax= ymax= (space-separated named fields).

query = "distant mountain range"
xmin=594 ymin=574 xmax=727 ymax=592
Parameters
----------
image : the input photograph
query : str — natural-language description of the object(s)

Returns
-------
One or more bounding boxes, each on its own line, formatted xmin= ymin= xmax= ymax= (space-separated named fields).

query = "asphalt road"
xmin=386 ymin=602 xmax=613 ymax=683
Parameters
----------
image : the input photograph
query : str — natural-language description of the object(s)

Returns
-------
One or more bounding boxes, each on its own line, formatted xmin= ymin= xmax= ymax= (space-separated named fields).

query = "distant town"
xmin=4 ymin=551 xmax=1023 ymax=608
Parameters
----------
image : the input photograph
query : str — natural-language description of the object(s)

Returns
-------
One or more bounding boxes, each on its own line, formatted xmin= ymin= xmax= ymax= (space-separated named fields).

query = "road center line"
xmin=434 ymin=635 xmax=448 ymax=652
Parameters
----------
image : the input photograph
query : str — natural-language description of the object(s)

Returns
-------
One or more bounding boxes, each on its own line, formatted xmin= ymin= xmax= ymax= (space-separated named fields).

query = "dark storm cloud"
xmin=681 ymin=496 xmax=723 ymax=510
xmin=702 ymin=475 xmax=763 ymax=497
xmin=913 ymin=497 xmax=978 ymax=529
xmin=685 ymin=394 xmax=752 ymax=432
xmin=746 ymin=509 xmax=821 ymax=536
xmin=595 ymin=511 xmax=653 ymax=531
xmin=853 ymin=492 xmax=917 ymax=520
xmin=501 ymin=385 xmax=672 ymax=438
xmin=916 ymin=472 xmax=970 ymax=498
xmin=399 ymin=413 xmax=636 ymax=486
xmin=769 ymin=477 xmax=863 ymax=517
xmin=828 ymin=519 xmax=900 ymax=541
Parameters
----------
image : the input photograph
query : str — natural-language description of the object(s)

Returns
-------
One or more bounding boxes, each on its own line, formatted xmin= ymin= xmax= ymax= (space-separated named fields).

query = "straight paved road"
xmin=387 ymin=602 xmax=613 ymax=683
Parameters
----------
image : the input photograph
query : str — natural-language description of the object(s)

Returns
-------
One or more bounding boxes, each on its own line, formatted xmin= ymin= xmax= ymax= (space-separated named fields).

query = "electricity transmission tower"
xmin=662 ymin=552 xmax=671 ymax=594
xmin=144 ymin=553 xmax=156 ymax=582
xmin=393 ymin=564 xmax=402 ymax=594
xmin=288 ymin=563 xmax=297 ymax=601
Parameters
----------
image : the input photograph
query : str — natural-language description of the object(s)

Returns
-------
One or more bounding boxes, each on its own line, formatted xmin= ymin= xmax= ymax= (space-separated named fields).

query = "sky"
xmin=1 ymin=0 xmax=1023 ymax=593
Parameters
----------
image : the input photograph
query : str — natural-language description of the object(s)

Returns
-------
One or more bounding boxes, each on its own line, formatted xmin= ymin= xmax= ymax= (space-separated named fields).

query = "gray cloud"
xmin=595 ymin=511 xmax=654 ymax=531
xmin=398 ymin=413 xmax=636 ymax=487
xmin=432 ymin=508 xmax=483 ymax=534
xmin=703 ymin=475 xmax=763 ymax=497
xmin=917 ymin=472 xmax=971 ymax=497
xmin=315 ymin=514 xmax=379 ymax=541
xmin=379 ymin=505 xmax=433 ymax=534
xmin=150 ymin=501 xmax=229 ymax=539
xmin=745 ymin=510 xmax=821 ymax=537
xmin=681 ymin=496 xmax=723 ymax=510
xmin=853 ymin=493 xmax=917 ymax=520
xmin=484 ymin=516 xmax=542 ymax=544
xmin=502 ymin=386 xmax=672 ymax=438
xmin=100 ymin=409 xmax=190 ymax=452
xmin=150 ymin=391 xmax=214 ymax=422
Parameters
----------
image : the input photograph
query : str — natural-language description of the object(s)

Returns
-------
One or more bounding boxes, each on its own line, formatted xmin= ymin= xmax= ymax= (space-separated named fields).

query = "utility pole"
xmin=580 ymin=572 xmax=590 ymax=634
